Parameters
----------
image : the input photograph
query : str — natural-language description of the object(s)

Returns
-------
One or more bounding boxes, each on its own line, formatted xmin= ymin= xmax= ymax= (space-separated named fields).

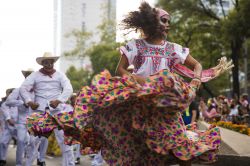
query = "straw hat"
xmin=242 ymin=93 xmax=248 ymax=97
xmin=127 ymin=65 xmax=134 ymax=73
xmin=21 ymin=68 xmax=34 ymax=76
xmin=36 ymin=52 xmax=59 ymax=65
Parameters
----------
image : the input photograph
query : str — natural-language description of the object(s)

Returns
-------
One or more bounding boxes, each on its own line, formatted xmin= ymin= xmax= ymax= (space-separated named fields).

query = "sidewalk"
xmin=199 ymin=121 xmax=250 ymax=156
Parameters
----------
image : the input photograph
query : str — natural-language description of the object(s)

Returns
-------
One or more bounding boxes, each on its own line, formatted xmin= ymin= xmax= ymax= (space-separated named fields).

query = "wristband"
xmin=193 ymin=78 xmax=201 ymax=82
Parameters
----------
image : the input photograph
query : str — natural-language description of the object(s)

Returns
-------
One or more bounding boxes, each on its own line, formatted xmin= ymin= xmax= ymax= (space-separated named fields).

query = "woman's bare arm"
xmin=115 ymin=54 xmax=130 ymax=76
xmin=115 ymin=54 xmax=146 ymax=85
xmin=184 ymin=54 xmax=202 ymax=89
xmin=184 ymin=54 xmax=202 ymax=79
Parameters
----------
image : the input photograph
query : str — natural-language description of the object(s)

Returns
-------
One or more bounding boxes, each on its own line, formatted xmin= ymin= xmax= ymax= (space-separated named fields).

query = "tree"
xmin=66 ymin=66 xmax=91 ymax=92
xmin=87 ymin=1 xmax=120 ymax=76
xmin=63 ymin=29 xmax=92 ymax=57
xmin=221 ymin=0 xmax=250 ymax=96
xmin=87 ymin=43 xmax=120 ymax=76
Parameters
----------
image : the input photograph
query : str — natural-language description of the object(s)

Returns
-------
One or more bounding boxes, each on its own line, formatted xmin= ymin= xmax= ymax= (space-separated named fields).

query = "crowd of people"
xmin=197 ymin=94 xmax=250 ymax=125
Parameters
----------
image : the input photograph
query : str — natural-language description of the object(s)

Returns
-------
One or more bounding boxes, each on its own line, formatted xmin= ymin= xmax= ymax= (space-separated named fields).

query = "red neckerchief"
xmin=39 ymin=68 xmax=56 ymax=78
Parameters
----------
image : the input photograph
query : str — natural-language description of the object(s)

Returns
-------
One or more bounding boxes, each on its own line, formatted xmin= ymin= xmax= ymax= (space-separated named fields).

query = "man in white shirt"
xmin=0 ymin=88 xmax=18 ymax=166
xmin=20 ymin=52 xmax=75 ymax=166
xmin=5 ymin=69 xmax=35 ymax=166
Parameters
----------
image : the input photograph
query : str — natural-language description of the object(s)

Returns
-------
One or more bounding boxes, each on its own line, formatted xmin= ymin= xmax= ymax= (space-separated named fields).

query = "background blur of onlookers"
xmin=197 ymin=93 xmax=250 ymax=126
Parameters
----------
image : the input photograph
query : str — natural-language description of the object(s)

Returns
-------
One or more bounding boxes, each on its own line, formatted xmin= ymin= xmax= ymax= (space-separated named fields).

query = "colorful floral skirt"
xmin=27 ymin=69 xmax=220 ymax=165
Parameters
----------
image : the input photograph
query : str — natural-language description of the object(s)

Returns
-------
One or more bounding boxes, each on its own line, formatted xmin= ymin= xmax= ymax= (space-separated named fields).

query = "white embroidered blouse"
xmin=120 ymin=39 xmax=189 ymax=77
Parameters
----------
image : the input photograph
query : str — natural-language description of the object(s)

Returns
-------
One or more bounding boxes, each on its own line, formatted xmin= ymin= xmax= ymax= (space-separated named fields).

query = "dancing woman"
xmin=27 ymin=2 xmax=233 ymax=166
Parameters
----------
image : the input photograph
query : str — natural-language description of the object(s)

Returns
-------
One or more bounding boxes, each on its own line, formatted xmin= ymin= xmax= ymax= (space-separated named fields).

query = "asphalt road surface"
xmin=5 ymin=144 xmax=94 ymax=166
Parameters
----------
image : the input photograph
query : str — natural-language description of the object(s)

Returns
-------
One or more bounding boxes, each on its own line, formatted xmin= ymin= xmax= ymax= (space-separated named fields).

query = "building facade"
xmin=54 ymin=0 xmax=116 ymax=73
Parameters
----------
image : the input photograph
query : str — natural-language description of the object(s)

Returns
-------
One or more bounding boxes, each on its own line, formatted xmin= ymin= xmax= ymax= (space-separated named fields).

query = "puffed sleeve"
xmin=119 ymin=39 xmax=138 ymax=65
xmin=173 ymin=43 xmax=190 ymax=64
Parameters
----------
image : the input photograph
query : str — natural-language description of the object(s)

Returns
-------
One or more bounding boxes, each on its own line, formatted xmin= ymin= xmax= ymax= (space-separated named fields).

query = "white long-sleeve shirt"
xmin=0 ymin=102 xmax=18 ymax=122
xmin=20 ymin=71 xmax=73 ymax=112
xmin=5 ymin=88 xmax=34 ymax=124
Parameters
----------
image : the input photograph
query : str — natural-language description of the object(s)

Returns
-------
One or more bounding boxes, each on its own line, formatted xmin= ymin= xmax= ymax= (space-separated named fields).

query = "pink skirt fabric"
xmin=27 ymin=69 xmax=220 ymax=165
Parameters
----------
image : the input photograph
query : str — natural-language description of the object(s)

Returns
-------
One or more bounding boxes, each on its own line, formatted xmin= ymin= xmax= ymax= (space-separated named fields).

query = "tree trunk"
xmin=231 ymin=39 xmax=242 ymax=98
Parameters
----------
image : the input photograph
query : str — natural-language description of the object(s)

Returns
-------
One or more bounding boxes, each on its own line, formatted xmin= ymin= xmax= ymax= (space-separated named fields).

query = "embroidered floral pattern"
xmin=132 ymin=39 xmax=179 ymax=73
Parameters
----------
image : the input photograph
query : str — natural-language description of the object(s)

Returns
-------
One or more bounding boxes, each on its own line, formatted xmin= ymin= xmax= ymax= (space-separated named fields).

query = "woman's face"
xmin=159 ymin=15 xmax=171 ymax=37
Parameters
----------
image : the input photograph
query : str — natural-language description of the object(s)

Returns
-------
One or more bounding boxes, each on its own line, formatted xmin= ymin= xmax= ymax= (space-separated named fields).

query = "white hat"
xmin=127 ymin=65 xmax=134 ymax=71
xmin=21 ymin=68 xmax=34 ymax=76
xmin=36 ymin=52 xmax=59 ymax=65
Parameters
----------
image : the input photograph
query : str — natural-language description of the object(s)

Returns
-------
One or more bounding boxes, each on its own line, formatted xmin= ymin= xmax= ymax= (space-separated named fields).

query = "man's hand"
xmin=23 ymin=103 xmax=29 ymax=108
xmin=27 ymin=101 xmax=39 ymax=110
xmin=49 ymin=100 xmax=61 ymax=109
xmin=7 ymin=119 xmax=15 ymax=126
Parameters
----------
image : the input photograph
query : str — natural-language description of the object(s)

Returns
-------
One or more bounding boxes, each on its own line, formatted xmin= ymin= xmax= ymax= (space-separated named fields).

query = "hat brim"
xmin=36 ymin=57 xmax=59 ymax=65
xmin=21 ymin=70 xmax=33 ymax=76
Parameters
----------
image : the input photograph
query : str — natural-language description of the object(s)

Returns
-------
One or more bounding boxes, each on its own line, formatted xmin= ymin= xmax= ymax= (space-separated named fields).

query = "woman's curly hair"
xmin=121 ymin=2 xmax=162 ymax=39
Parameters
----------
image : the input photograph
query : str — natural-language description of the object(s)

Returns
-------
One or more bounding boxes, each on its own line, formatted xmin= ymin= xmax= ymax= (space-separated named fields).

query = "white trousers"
xmin=54 ymin=128 xmax=75 ymax=166
xmin=73 ymin=144 xmax=81 ymax=159
xmin=16 ymin=124 xmax=30 ymax=166
xmin=26 ymin=135 xmax=48 ymax=165
xmin=91 ymin=151 xmax=104 ymax=166
xmin=0 ymin=124 xmax=17 ymax=160
xmin=28 ymin=129 xmax=75 ymax=166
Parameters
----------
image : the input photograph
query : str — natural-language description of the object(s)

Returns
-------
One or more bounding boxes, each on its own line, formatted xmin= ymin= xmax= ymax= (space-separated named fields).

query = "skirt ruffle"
xmin=27 ymin=69 xmax=220 ymax=165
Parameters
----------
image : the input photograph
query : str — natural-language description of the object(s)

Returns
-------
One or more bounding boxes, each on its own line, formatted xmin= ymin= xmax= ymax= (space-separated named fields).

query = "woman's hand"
xmin=212 ymin=57 xmax=234 ymax=77
xmin=131 ymin=74 xmax=146 ymax=86
xmin=190 ymin=78 xmax=201 ymax=90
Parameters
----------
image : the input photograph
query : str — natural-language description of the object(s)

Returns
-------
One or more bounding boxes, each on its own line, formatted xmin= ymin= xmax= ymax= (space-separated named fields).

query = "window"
xmin=82 ymin=22 xmax=86 ymax=31
xmin=82 ymin=3 xmax=86 ymax=17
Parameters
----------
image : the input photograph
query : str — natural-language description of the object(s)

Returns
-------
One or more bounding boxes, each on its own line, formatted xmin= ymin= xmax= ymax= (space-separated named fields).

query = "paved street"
xmin=5 ymin=144 xmax=93 ymax=166
xmin=4 ymin=140 xmax=250 ymax=166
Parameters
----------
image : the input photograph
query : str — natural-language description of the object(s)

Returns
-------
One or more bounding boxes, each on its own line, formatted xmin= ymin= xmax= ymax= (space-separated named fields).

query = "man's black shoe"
xmin=37 ymin=160 xmax=46 ymax=166
xmin=0 ymin=160 xmax=6 ymax=166
xmin=75 ymin=157 xmax=81 ymax=164
xmin=39 ymin=162 xmax=46 ymax=166
xmin=37 ymin=159 xmax=40 ymax=165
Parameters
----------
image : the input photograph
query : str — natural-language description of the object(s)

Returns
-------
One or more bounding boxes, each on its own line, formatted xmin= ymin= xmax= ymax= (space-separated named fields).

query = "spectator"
xmin=199 ymin=100 xmax=220 ymax=122
xmin=182 ymin=101 xmax=199 ymax=125
xmin=229 ymin=99 xmax=239 ymax=123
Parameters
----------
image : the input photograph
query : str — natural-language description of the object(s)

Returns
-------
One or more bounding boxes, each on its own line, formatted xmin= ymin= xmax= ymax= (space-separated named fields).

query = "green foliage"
xmin=63 ymin=29 xmax=92 ymax=57
xmin=222 ymin=0 xmax=250 ymax=41
xmin=97 ymin=8 xmax=116 ymax=44
xmin=87 ymin=43 xmax=120 ymax=76
xmin=87 ymin=2 xmax=119 ymax=76
xmin=66 ymin=66 xmax=91 ymax=92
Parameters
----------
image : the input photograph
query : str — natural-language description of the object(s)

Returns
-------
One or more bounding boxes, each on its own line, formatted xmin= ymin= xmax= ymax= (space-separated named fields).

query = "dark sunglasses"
xmin=42 ymin=59 xmax=54 ymax=65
